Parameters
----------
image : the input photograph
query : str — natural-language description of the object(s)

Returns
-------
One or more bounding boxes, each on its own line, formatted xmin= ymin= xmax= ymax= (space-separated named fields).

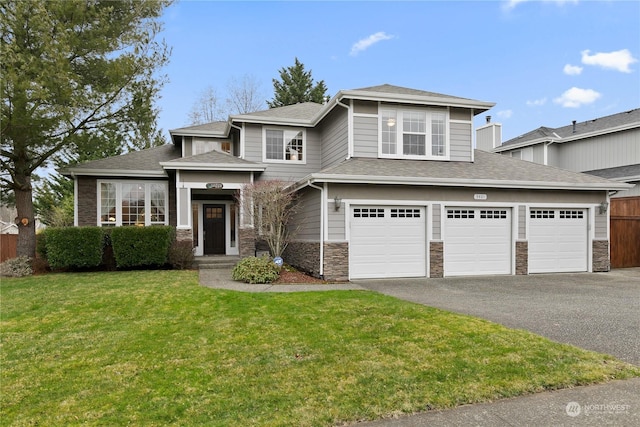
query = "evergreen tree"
xmin=1 ymin=0 xmax=172 ymax=257
xmin=267 ymin=58 xmax=328 ymax=108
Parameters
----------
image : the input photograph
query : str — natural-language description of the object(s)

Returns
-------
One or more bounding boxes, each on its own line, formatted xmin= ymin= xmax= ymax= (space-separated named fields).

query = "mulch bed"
xmin=273 ymin=269 xmax=327 ymax=284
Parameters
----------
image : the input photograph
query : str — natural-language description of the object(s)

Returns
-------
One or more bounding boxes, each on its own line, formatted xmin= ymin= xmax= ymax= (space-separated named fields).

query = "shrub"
xmin=0 ymin=256 xmax=33 ymax=277
xmin=168 ymin=240 xmax=195 ymax=270
xmin=110 ymin=226 xmax=175 ymax=269
xmin=44 ymin=227 xmax=104 ymax=270
xmin=232 ymin=255 xmax=280 ymax=284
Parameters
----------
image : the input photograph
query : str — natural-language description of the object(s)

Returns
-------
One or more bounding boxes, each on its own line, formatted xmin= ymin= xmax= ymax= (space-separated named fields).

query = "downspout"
xmin=335 ymin=99 xmax=352 ymax=159
xmin=306 ymin=180 xmax=325 ymax=278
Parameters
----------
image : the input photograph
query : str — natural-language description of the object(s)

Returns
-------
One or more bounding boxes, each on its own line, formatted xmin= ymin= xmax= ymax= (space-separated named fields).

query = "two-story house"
xmin=62 ymin=84 xmax=632 ymax=279
xmin=479 ymin=108 xmax=639 ymax=268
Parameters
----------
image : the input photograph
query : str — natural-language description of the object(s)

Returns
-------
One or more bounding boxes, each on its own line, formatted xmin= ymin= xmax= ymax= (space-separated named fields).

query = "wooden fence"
xmin=610 ymin=197 xmax=640 ymax=268
xmin=0 ymin=234 xmax=18 ymax=263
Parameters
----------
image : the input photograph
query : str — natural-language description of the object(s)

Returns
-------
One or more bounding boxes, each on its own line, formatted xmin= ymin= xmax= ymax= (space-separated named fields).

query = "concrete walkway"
xmin=199 ymin=268 xmax=640 ymax=426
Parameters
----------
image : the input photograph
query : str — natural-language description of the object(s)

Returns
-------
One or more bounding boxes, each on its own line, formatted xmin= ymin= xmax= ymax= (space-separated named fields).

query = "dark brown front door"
xmin=204 ymin=204 xmax=225 ymax=255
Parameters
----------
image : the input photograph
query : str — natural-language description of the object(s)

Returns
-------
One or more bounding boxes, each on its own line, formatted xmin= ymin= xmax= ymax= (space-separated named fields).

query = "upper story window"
xmin=264 ymin=128 xmax=305 ymax=163
xmin=193 ymin=139 xmax=232 ymax=155
xmin=380 ymin=108 xmax=448 ymax=160
xmin=98 ymin=181 xmax=168 ymax=227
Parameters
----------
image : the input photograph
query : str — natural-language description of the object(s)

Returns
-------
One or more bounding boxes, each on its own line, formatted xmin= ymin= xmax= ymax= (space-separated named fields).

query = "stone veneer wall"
xmin=592 ymin=240 xmax=610 ymax=272
xmin=283 ymin=241 xmax=321 ymax=277
xmin=429 ymin=241 xmax=443 ymax=278
xmin=323 ymin=242 xmax=349 ymax=282
xmin=238 ymin=228 xmax=255 ymax=258
xmin=515 ymin=241 xmax=528 ymax=275
xmin=175 ymin=228 xmax=193 ymax=246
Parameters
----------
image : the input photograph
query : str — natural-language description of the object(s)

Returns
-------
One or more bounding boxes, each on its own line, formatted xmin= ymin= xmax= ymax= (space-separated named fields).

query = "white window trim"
xmin=378 ymin=107 xmax=450 ymax=161
xmin=96 ymin=180 xmax=169 ymax=227
xmin=262 ymin=127 xmax=307 ymax=164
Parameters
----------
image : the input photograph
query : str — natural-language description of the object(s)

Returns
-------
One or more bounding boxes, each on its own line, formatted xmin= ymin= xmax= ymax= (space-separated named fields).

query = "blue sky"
xmin=157 ymin=0 xmax=640 ymax=143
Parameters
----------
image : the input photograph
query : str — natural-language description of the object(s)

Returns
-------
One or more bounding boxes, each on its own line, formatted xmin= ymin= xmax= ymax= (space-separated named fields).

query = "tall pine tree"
xmin=267 ymin=58 xmax=328 ymax=108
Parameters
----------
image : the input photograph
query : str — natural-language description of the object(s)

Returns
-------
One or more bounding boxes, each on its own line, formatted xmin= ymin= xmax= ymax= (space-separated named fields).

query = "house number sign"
xmin=474 ymin=194 xmax=487 ymax=200
xmin=206 ymin=183 xmax=223 ymax=189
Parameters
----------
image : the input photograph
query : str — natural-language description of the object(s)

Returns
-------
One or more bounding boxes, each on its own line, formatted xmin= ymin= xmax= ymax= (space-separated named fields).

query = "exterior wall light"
xmin=334 ymin=196 xmax=342 ymax=211
xmin=599 ymin=202 xmax=609 ymax=214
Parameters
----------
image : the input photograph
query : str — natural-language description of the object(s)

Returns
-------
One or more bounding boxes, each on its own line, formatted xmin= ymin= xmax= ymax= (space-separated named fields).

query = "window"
xmin=447 ymin=209 xmax=474 ymax=219
xmin=480 ymin=210 xmax=507 ymax=219
xmin=98 ymin=181 xmax=168 ymax=227
xmin=264 ymin=128 xmax=305 ymax=162
xmin=390 ymin=208 xmax=421 ymax=218
xmin=560 ymin=210 xmax=584 ymax=219
xmin=353 ymin=208 xmax=384 ymax=218
xmin=380 ymin=108 xmax=448 ymax=159
xmin=531 ymin=210 xmax=555 ymax=219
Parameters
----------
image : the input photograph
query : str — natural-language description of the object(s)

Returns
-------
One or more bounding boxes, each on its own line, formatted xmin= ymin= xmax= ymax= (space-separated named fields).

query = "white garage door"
xmin=349 ymin=206 xmax=426 ymax=279
xmin=529 ymin=209 xmax=588 ymax=273
xmin=444 ymin=208 xmax=512 ymax=276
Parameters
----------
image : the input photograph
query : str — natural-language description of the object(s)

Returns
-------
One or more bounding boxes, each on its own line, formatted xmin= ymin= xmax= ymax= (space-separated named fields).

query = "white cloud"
xmin=503 ymin=0 xmax=578 ymax=11
xmin=497 ymin=110 xmax=513 ymax=119
xmin=581 ymin=49 xmax=638 ymax=73
xmin=526 ymin=98 xmax=547 ymax=106
xmin=350 ymin=32 xmax=395 ymax=56
xmin=563 ymin=64 xmax=583 ymax=75
xmin=553 ymin=87 xmax=601 ymax=108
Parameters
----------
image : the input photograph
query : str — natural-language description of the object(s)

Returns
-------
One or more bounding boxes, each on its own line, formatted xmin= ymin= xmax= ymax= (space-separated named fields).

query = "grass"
xmin=1 ymin=271 xmax=638 ymax=426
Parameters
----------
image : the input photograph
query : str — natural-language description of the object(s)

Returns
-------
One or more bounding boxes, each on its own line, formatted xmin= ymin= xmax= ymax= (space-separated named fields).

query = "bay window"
xmin=98 ymin=181 xmax=168 ymax=226
xmin=264 ymin=128 xmax=305 ymax=162
xmin=380 ymin=108 xmax=448 ymax=159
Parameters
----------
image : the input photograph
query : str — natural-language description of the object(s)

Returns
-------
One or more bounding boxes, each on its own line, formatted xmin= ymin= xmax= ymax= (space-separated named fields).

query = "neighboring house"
xmin=61 ymin=84 xmax=632 ymax=280
xmin=480 ymin=108 xmax=640 ymax=267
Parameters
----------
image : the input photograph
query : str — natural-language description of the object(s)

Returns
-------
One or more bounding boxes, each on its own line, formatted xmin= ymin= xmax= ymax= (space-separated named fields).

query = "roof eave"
xmin=305 ymin=174 xmax=633 ymax=191
xmin=160 ymin=162 xmax=266 ymax=172
xmin=337 ymin=89 xmax=495 ymax=115
xmin=60 ymin=168 xmax=167 ymax=177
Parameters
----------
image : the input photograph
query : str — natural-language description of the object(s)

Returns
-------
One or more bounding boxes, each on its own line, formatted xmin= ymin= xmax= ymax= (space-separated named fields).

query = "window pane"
xmin=382 ymin=110 xmax=397 ymax=154
xmin=431 ymin=113 xmax=445 ymax=156
xmin=122 ymin=183 xmax=145 ymax=225
xmin=100 ymin=183 xmax=116 ymax=224
xmin=149 ymin=183 xmax=166 ymax=224
xmin=266 ymin=130 xmax=283 ymax=160
xmin=285 ymin=131 xmax=303 ymax=161
xmin=403 ymin=111 xmax=425 ymax=133
xmin=403 ymin=134 xmax=426 ymax=155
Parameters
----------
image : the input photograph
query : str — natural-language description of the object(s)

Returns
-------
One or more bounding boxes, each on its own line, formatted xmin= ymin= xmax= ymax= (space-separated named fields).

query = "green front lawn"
xmin=1 ymin=271 xmax=638 ymax=426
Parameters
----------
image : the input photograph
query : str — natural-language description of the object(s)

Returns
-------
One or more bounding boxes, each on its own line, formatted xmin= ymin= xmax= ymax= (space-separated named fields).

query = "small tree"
xmin=239 ymin=180 xmax=301 ymax=258
xmin=267 ymin=57 xmax=328 ymax=108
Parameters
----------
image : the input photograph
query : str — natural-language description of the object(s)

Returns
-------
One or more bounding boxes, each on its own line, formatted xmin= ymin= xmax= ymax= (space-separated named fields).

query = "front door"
xmin=204 ymin=204 xmax=225 ymax=255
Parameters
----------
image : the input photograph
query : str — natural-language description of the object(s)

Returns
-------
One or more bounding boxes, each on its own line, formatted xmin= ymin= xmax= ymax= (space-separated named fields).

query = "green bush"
xmin=110 ymin=226 xmax=175 ymax=269
xmin=232 ymin=255 xmax=280 ymax=284
xmin=168 ymin=240 xmax=195 ymax=270
xmin=44 ymin=227 xmax=104 ymax=269
xmin=0 ymin=256 xmax=33 ymax=277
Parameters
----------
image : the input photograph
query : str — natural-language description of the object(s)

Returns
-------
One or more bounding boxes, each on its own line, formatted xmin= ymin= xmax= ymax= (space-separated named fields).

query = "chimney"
xmin=572 ymin=120 xmax=576 ymax=133
xmin=476 ymin=120 xmax=502 ymax=152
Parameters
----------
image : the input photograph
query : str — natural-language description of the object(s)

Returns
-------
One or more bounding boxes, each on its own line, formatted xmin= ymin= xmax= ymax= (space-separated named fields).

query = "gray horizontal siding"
xmin=320 ymin=107 xmax=349 ymax=169
xmin=450 ymin=122 xmax=472 ymax=161
xmin=327 ymin=204 xmax=345 ymax=241
xmin=594 ymin=212 xmax=607 ymax=239
xmin=293 ymin=188 xmax=321 ymax=241
xmin=556 ymin=130 xmax=640 ymax=172
xmin=432 ymin=204 xmax=441 ymax=240
xmin=353 ymin=116 xmax=378 ymax=158
xmin=519 ymin=205 xmax=526 ymax=239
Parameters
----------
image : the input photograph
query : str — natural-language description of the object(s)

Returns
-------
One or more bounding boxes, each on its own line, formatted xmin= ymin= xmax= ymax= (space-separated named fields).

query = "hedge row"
xmin=40 ymin=226 xmax=180 ymax=270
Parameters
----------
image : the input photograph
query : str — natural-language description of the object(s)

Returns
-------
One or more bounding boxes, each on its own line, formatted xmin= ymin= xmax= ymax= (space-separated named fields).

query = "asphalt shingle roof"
xmin=61 ymin=144 xmax=181 ymax=175
xmin=310 ymin=150 xmax=624 ymax=188
xmin=584 ymin=164 xmax=640 ymax=180
xmin=351 ymin=84 xmax=482 ymax=103
xmin=502 ymin=108 xmax=640 ymax=146
xmin=161 ymin=149 xmax=264 ymax=168
xmin=232 ymin=102 xmax=324 ymax=122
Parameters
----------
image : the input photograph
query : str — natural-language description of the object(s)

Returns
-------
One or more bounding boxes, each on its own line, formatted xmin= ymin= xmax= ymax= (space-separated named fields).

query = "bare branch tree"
xmin=187 ymin=86 xmax=226 ymax=125
xmin=226 ymin=74 xmax=266 ymax=114
xmin=238 ymin=180 xmax=301 ymax=258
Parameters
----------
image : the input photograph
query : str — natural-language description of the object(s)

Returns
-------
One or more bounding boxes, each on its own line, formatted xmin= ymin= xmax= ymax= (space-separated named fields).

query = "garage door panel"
xmin=350 ymin=206 xmax=426 ymax=279
xmin=444 ymin=208 xmax=512 ymax=276
xmin=529 ymin=209 xmax=587 ymax=273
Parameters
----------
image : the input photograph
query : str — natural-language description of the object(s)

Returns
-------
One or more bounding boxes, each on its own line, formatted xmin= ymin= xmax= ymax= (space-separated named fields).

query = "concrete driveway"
xmin=356 ymin=268 xmax=640 ymax=366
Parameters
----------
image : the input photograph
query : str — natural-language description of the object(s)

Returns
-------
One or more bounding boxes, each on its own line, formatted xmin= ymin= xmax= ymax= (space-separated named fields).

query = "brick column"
xmin=239 ymin=227 xmax=255 ymax=258
xmin=323 ymin=241 xmax=349 ymax=282
xmin=515 ymin=241 xmax=528 ymax=275
xmin=592 ymin=240 xmax=610 ymax=272
xmin=430 ymin=241 xmax=443 ymax=278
